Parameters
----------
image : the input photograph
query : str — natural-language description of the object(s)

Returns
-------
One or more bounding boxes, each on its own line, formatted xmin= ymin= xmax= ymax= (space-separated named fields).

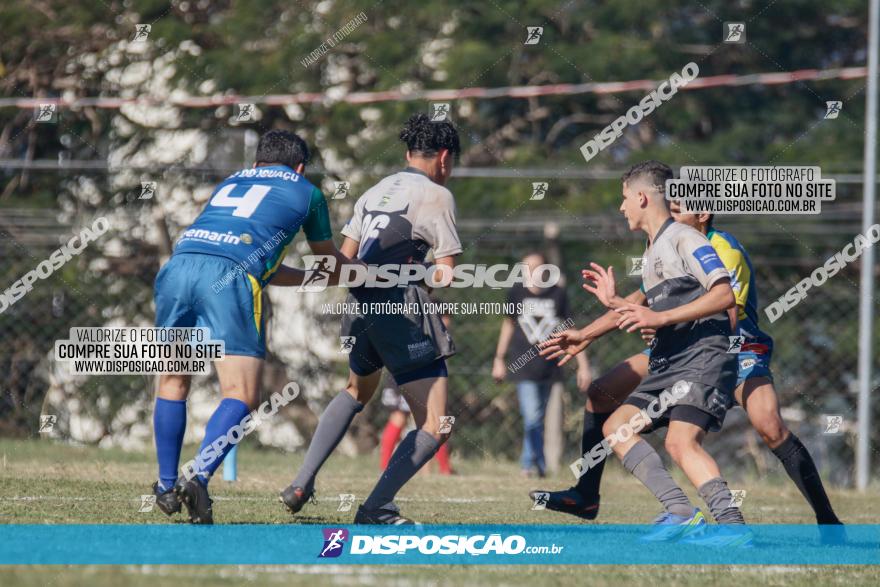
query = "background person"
xmin=492 ymin=252 xmax=590 ymax=477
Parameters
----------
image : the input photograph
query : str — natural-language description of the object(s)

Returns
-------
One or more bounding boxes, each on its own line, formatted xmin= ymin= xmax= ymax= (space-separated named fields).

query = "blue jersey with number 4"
xmin=173 ymin=165 xmax=332 ymax=286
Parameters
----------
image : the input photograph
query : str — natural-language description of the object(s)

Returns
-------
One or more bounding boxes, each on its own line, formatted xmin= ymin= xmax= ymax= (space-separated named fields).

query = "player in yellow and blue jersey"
xmin=532 ymin=200 xmax=841 ymax=529
xmin=151 ymin=130 xmax=352 ymax=524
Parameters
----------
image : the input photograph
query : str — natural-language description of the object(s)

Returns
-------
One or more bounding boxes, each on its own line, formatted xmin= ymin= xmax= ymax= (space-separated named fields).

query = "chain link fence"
xmin=1 ymin=185 xmax=878 ymax=486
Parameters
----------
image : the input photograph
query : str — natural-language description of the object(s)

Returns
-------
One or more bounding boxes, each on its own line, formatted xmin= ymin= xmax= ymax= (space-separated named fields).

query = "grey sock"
xmin=698 ymin=477 xmax=745 ymax=524
xmin=622 ymin=440 xmax=694 ymax=518
xmin=292 ymin=391 xmax=363 ymax=492
xmin=363 ymin=430 xmax=440 ymax=510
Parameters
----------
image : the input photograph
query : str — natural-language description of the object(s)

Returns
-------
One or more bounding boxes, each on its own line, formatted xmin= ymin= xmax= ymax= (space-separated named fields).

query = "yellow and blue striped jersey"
xmin=707 ymin=228 xmax=773 ymax=352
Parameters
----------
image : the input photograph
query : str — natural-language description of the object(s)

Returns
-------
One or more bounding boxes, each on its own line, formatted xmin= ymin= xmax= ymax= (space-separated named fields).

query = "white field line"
xmin=0 ymin=495 xmax=503 ymax=503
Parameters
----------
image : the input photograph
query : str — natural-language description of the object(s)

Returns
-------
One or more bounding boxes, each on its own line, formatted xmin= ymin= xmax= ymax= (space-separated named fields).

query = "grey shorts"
xmin=341 ymin=286 xmax=455 ymax=380
xmin=623 ymin=381 xmax=733 ymax=433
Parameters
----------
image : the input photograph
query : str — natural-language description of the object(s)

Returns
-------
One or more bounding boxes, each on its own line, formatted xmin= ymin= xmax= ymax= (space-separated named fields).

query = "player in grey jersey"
xmin=545 ymin=161 xmax=750 ymax=544
xmin=281 ymin=114 xmax=462 ymax=524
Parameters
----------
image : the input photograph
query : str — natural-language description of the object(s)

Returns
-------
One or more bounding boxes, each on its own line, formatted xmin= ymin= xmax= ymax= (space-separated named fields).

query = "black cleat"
xmin=354 ymin=503 xmax=415 ymax=525
xmin=152 ymin=482 xmax=181 ymax=516
xmin=279 ymin=485 xmax=315 ymax=516
xmin=529 ymin=488 xmax=600 ymax=521
xmin=174 ymin=477 xmax=213 ymax=525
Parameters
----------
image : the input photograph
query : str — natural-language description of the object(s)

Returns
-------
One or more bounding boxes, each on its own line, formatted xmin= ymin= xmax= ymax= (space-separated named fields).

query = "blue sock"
xmin=154 ymin=398 xmax=187 ymax=492
xmin=193 ymin=398 xmax=250 ymax=486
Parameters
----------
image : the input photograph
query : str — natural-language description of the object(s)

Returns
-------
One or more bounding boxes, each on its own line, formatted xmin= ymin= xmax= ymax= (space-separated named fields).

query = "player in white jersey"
xmin=280 ymin=114 xmax=462 ymax=524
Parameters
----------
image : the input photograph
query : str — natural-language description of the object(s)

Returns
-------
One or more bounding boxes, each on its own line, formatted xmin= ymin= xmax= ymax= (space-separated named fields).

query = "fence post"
xmin=856 ymin=0 xmax=879 ymax=491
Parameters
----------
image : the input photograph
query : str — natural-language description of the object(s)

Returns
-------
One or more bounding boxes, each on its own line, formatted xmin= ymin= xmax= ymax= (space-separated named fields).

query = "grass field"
xmin=1 ymin=438 xmax=878 ymax=586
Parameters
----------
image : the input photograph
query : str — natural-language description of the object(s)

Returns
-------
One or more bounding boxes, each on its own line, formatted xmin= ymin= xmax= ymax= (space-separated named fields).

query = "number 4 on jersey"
xmin=211 ymin=184 xmax=272 ymax=218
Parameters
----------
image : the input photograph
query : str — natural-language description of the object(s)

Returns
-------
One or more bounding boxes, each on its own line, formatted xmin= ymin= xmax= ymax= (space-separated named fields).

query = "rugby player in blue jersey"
xmin=151 ymin=130 xmax=351 ymax=524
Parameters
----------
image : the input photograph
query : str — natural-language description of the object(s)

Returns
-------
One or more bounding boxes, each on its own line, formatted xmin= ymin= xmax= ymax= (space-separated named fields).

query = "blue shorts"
xmin=640 ymin=346 xmax=772 ymax=389
xmin=154 ymin=253 xmax=265 ymax=358
xmin=736 ymin=348 xmax=773 ymax=388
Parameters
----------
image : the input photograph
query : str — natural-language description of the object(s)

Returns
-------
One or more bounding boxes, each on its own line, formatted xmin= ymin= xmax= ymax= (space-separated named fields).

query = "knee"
xmin=665 ymin=435 xmax=697 ymax=464
xmin=523 ymin=413 xmax=544 ymax=430
xmin=602 ymin=416 xmax=622 ymax=439
xmin=519 ymin=406 xmax=543 ymax=429
xmin=158 ymin=378 xmax=189 ymax=401
xmin=344 ymin=381 xmax=373 ymax=404
xmin=753 ymin=416 xmax=789 ymax=448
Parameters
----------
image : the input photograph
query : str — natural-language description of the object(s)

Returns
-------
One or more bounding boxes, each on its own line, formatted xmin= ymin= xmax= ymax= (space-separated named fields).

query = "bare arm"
xmin=269 ymin=265 xmax=307 ymax=286
xmin=574 ymin=347 xmax=591 ymax=392
xmin=579 ymin=289 xmax=646 ymax=341
xmin=538 ymin=289 xmax=646 ymax=366
xmin=495 ymin=318 xmax=515 ymax=360
xmin=269 ymin=239 xmax=360 ymax=287
xmin=615 ymin=279 xmax=735 ymax=332
xmin=491 ymin=318 xmax=516 ymax=382
xmin=340 ymin=236 xmax=359 ymax=259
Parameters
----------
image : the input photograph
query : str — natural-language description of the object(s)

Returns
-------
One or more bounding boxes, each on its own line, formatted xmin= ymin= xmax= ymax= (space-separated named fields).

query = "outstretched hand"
xmin=615 ymin=303 xmax=667 ymax=332
xmin=582 ymin=263 xmax=619 ymax=308
xmin=538 ymin=329 xmax=591 ymax=366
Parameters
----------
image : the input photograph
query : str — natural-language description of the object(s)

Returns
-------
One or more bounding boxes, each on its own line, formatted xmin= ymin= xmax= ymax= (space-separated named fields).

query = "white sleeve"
xmin=425 ymin=189 xmax=462 ymax=258
xmin=340 ymin=197 xmax=365 ymax=242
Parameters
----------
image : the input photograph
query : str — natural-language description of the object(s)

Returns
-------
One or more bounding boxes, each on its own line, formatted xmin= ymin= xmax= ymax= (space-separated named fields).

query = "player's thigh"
xmin=345 ymin=368 xmax=383 ymax=404
xmin=665 ymin=419 xmax=706 ymax=450
xmin=587 ymin=352 xmax=649 ymax=412
xmin=736 ymin=376 xmax=777 ymax=410
xmin=602 ymin=403 xmax=643 ymax=438
xmin=214 ymin=355 xmax=263 ymax=408
xmin=737 ymin=376 xmax=788 ymax=445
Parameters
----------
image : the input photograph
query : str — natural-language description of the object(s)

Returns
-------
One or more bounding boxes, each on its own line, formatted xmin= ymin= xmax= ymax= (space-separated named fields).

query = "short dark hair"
xmin=255 ymin=130 xmax=310 ymax=169
xmin=706 ymin=214 xmax=715 ymax=229
xmin=399 ymin=113 xmax=461 ymax=159
xmin=622 ymin=160 xmax=674 ymax=194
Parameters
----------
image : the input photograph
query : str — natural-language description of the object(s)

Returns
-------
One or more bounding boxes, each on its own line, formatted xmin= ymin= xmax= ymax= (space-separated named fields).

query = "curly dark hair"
xmin=399 ymin=113 xmax=461 ymax=159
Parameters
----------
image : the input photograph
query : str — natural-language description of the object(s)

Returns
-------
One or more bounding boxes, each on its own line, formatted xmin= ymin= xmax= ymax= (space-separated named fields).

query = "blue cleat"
xmin=679 ymin=524 xmax=754 ymax=547
xmin=640 ymin=508 xmax=706 ymax=542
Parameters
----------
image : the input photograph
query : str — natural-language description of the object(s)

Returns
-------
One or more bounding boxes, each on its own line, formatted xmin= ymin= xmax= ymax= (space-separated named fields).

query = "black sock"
xmin=771 ymin=433 xmax=841 ymax=524
xmin=573 ymin=410 xmax=610 ymax=501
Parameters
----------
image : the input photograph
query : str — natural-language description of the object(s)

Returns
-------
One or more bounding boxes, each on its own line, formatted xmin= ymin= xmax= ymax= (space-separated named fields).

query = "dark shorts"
xmin=341 ymin=286 xmax=455 ymax=382
xmin=623 ymin=381 xmax=732 ymax=433
xmin=642 ymin=345 xmax=773 ymax=390
xmin=154 ymin=253 xmax=265 ymax=358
